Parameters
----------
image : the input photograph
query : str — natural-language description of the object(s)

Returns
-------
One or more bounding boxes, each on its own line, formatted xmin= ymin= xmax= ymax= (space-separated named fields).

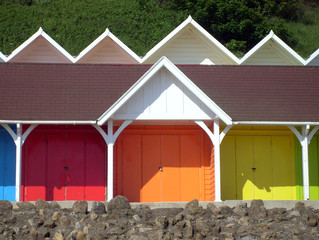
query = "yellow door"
xmin=272 ymin=136 xmax=295 ymax=200
xmin=221 ymin=136 xmax=236 ymax=200
xmin=221 ymin=131 xmax=296 ymax=200
xmin=254 ymin=136 xmax=272 ymax=200
xmin=236 ymin=136 xmax=255 ymax=200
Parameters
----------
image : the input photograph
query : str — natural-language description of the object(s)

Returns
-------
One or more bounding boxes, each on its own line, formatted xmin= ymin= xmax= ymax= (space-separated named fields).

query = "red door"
xmin=22 ymin=128 xmax=106 ymax=201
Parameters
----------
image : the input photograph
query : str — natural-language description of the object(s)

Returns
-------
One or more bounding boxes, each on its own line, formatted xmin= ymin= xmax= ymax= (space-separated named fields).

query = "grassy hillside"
xmin=0 ymin=0 xmax=186 ymax=56
xmin=0 ymin=0 xmax=318 ymax=58
xmin=283 ymin=3 xmax=319 ymax=58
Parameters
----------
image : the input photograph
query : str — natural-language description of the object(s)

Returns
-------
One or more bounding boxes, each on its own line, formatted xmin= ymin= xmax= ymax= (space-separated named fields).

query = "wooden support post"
xmin=289 ymin=125 xmax=319 ymax=200
xmin=195 ymin=119 xmax=231 ymax=202
xmin=213 ymin=119 xmax=221 ymax=202
xmin=15 ymin=124 xmax=22 ymax=202
xmin=107 ymin=120 xmax=114 ymax=202
xmin=94 ymin=119 xmax=132 ymax=201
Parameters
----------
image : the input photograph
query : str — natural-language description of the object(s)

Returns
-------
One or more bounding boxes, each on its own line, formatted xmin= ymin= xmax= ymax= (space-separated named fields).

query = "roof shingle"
xmin=1 ymin=62 xmax=319 ymax=123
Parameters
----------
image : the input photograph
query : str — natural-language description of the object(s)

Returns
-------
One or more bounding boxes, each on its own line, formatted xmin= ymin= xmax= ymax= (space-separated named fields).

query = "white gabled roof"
xmin=240 ymin=30 xmax=306 ymax=65
xmin=0 ymin=52 xmax=6 ymax=62
xmin=6 ymin=27 xmax=75 ymax=63
xmin=141 ymin=16 xmax=240 ymax=64
xmin=305 ymin=48 xmax=319 ymax=66
xmin=97 ymin=56 xmax=232 ymax=125
xmin=74 ymin=28 xmax=141 ymax=63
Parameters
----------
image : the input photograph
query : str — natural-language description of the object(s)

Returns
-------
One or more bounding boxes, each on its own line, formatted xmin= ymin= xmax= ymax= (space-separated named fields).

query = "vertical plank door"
xmin=0 ymin=128 xmax=16 ymax=201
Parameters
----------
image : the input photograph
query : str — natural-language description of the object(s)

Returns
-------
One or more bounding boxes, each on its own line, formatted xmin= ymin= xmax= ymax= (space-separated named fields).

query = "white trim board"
xmin=305 ymin=48 xmax=319 ymax=66
xmin=0 ymin=51 xmax=6 ymax=62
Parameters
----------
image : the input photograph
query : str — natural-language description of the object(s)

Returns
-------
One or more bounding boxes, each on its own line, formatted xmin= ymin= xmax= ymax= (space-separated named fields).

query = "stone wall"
xmin=0 ymin=197 xmax=319 ymax=239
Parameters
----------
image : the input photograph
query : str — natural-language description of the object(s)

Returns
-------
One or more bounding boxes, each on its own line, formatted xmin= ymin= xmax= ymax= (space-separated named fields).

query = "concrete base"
xmin=132 ymin=200 xmax=319 ymax=210
xmin=11 ymin=200 xmax=319 ymax=210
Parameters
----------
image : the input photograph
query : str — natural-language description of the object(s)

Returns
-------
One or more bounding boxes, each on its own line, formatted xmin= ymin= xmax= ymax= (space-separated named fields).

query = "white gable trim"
xmin=97 ymin=56 xmax=232 ymax=125
xmin=6 ymin=27 xmax=75 ymax=63
xmin=0 ymin=51 xmax=7 ymax=62
xmin=74 ymin=28 xmax=141 ymax=63
xmin=305 ymin=48 xmax=319 ymax=65
xmin=240 ymin=30 xmax=306 ymax=65
xmin=141 ymin=16 xmax=240 ymax=64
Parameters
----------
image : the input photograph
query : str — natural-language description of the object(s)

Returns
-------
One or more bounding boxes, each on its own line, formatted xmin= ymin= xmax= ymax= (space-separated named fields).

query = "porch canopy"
xmin=1 ymin=61 xmax=319 ymax=201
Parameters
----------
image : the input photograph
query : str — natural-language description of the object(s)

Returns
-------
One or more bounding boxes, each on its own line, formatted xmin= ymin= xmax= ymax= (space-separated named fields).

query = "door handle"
xmin=252 ymin=167 xmax=256 ymax=171
xmin=159 ymin=166 xmax=163 ymax=172
xmin=64 ymin=166 xmax=69 ymax=170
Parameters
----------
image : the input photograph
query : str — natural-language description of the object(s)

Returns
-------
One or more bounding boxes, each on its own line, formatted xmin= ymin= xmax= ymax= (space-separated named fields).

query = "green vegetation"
xmin=283 ymin=2 xmax=319 ymax=58
xmin=0 ymin=0 xmax=187 ymax=56
xmin=0 ymin=0 xmax=318 ymax=58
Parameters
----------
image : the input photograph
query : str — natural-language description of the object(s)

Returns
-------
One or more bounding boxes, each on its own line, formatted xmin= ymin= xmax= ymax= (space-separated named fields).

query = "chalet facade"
xmin=0 ymin=17 xmax=319 ymax=203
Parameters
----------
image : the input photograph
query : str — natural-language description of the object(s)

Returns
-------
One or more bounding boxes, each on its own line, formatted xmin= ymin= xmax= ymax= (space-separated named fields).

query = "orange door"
xmin=141 ymin=135 xmax=161 ymax=202
xmin=121 ymin=135 xmax=142 ymax=202
xmin=180 ymin=134 xmax=200 ymax=201
xmin=117 ymin=127 xmax=208 ymax=202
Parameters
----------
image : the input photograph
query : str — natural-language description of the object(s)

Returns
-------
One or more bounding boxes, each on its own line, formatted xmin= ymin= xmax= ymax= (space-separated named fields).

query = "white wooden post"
xmin=15 ymin=124 xmax=22 ymax=201
xmin=195 ymin=119 xmax=231 ymax=202
xmin=301 ymin=126 xmax=310 ymax=200
xmin=213 ymin=119 xmax=221 ymax=202
xmin=94 ymin=119 xmax=132 ymax=201
xmin=1 ymin=123 xmax=37 ymax=201
xmin=107 ymin=120 xmax=114 ymax=202
xmin=289 ymin=125 xmax=319 ymax=200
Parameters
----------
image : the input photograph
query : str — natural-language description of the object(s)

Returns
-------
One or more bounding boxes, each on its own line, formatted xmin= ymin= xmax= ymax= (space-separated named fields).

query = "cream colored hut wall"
xmin=242 ymin=41 xmax=302 ymax=65
xmin=143 ymin=28 xmax=236 ymax=65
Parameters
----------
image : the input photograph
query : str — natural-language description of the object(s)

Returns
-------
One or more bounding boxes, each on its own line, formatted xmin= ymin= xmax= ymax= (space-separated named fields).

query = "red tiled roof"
xmin=0 ymin=62 xmax=319 ymax=123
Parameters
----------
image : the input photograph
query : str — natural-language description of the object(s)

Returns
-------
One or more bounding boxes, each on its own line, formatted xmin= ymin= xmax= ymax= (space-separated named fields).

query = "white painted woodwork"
xmin=76 ymin=37 xmax=139 ymax=64
xmin=94 ymin=120 xmax=132 ymax=201
xmin=15 ymin=124 xmax=22 ymax=202
xmin=9 ymin=36 xmax=72 ymax=63
xmin=107 ymin=121 xmax=114 ymax=202
xmin=114 ymin=68 xmax=216 ymax=120
xmin=242 ymin=39 xmax=303 ymax=65
xmin=195 ymin=120 xmax=231 ymax=202
xmin=200 ymin=58 xmax=214 ymax=65
xmin=143 ymin=26 xmax=236 ymax=65
xmin=289 ymin=125 xmax=319 ymax=200
xmin=307 ymin=56 xmax=319 ymax=66
xmin=213 ymin=119 xmax=221 ymax=202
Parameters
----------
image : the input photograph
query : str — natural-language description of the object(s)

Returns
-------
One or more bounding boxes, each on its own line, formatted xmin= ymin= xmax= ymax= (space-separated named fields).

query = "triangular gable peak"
xmin=240 ymin=30 xmax=306 ymax=65
xmin=142 ymin=16 xmax=239 ymax=65
xmin=75 ymin=29 xmax=141 ymax=64
xmin=6 ymin=28 xmax=74 ymax=63
xmin=0 ymin=52 xmax=6 ymax=62
xmin=306 ymin=49 xmax=319 ymax=66
xmin=97 ymin=57 xmax=232 ymax=125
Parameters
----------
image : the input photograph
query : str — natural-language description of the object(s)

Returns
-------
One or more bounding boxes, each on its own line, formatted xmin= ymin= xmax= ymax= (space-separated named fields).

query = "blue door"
xmin=0 ymin=126 xmax=15 ymax=201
